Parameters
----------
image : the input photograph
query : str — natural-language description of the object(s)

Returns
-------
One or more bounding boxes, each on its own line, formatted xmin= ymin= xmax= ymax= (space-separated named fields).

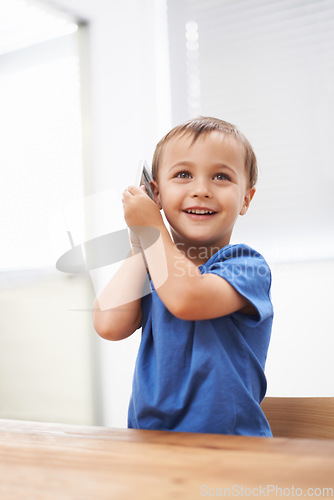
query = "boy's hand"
xmin=122 ymin=185 xmax=164 ymax=235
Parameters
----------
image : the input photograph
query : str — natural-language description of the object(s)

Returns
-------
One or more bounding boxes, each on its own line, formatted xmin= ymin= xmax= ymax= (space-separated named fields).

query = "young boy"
xmin=93 ymin=116 xmax=273 ymax=437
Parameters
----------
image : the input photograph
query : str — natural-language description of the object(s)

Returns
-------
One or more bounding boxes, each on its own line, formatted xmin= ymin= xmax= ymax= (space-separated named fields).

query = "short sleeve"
xmin=200 ymin=244 xmax=273 ymax=326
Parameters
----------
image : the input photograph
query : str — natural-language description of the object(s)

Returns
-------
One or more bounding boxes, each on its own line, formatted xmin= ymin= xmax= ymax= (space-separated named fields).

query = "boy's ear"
xmin=150 ymin=180 xmax=162 ymax=209
xmin=240 ymin=187 xmax=256 ymax=216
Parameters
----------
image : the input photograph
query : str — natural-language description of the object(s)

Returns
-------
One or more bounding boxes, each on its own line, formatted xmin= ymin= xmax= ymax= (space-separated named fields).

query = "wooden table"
xmin=0 ymin=419 xmax=333 ymax=499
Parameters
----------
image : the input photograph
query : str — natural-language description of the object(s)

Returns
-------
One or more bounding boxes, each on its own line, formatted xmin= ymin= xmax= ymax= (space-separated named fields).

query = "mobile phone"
xmin=135 ymin=160 xmax=154 ymax=200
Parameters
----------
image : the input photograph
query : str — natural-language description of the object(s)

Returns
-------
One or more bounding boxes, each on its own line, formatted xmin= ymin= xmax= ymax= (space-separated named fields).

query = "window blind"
xmin=167 ymin=0 xmax=334 ymax=262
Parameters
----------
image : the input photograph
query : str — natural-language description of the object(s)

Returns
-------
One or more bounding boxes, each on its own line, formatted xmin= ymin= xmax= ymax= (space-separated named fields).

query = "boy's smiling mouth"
xmin=183 ymin=207 xmax=217 ymax=219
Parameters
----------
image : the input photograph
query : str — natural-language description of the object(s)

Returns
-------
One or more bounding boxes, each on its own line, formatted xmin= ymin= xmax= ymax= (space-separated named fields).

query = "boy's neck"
xmin=173 ymin=239 xmax=229 ymax=266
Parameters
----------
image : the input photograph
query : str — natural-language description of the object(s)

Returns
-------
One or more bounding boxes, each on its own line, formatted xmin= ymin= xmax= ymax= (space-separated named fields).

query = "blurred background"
xmin=0 ymin=0 xmax=333 ymax=428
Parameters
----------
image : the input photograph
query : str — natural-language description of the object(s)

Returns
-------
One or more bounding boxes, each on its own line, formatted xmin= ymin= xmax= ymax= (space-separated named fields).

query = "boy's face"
xmin=152 ymin=131 xmax=255 ymax=258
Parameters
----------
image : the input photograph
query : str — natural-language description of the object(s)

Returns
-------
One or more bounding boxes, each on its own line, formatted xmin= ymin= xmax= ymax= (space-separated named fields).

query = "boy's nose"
xmin=191 ymin=178 xmax=211 ymax=198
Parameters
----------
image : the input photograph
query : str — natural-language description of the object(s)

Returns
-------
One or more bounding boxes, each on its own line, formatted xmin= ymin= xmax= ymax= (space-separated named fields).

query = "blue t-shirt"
xmin=128 ymin=244 xmax=273 ymax=436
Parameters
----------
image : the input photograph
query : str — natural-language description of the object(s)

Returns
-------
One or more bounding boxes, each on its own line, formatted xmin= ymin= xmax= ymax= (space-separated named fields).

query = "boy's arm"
xmin=141 ymin=224 xmax=251 ymax=320
xmin=92 ymin=245 xmax=147 ymax=340
xmin=123 ymin=186 xmax=253 ymax=321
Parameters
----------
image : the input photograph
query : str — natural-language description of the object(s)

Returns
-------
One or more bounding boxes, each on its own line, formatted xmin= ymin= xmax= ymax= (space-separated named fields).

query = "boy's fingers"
xmin=127 ymin=185 xmax=146 ymax=196
xmin=122 ymin=185 xmax=146 ymax=203
xmin=122 ymin=190 xmax=130 ymax=202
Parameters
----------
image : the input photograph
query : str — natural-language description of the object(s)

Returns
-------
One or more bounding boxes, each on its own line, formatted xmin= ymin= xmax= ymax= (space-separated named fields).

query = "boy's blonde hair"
xmin=152 ymin=116 xmax=258 ymax=188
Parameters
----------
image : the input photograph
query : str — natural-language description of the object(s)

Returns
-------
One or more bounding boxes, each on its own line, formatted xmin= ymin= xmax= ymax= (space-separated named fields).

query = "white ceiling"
xmin=0 ymin=0 xmax=78 ymax=56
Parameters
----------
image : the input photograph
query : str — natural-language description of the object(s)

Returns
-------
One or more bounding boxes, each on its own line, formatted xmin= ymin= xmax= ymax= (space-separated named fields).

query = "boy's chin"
xmin=170 ymin=227 xmax=229 ymax=248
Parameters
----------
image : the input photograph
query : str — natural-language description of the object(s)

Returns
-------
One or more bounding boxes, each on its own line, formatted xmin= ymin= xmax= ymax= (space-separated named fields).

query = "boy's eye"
xmin=176 ymin=171 xmax=191 ymax=179
xmin=214 ymin=173 xmax=231 ymax=181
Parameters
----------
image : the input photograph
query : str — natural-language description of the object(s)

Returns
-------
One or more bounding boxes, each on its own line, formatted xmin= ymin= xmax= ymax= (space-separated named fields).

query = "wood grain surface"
xmin=0 ymin=419 xmax=333 ymax=499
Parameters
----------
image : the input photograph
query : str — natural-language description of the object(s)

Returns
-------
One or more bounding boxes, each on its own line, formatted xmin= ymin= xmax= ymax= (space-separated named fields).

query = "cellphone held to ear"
xmin=136 ymin=160 xmax=154 ymax=200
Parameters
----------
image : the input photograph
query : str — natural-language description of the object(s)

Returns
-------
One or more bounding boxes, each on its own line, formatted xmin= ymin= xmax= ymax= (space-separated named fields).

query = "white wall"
xmin=268 ymin=260 xmax=334 ymax=397
xmin=0 ymin=275 xmax=97 ymax=424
